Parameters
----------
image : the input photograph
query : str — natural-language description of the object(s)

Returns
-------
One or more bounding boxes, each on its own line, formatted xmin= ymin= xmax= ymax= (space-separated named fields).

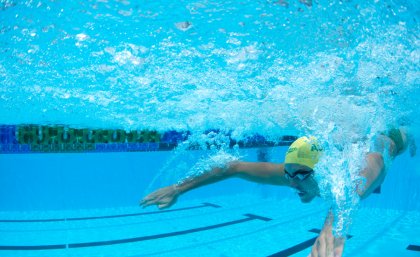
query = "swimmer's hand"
xmin=308 ymin=223 xmax=345 ymax=257
xmin=140 ymin=185 xmax=180 ymax=209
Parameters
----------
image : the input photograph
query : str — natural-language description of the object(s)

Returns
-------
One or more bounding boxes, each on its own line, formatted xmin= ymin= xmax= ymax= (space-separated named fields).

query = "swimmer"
xmin=140 ymin=127 xmax=415 ymax=257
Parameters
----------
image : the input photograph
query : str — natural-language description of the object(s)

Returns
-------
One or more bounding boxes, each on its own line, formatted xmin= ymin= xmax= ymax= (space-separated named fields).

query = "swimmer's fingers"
xmin=158 ymin=202 xmax=172 ymax=209
xmin=140 ymin=198 xmax=155 ymax=208
xmin=309 ymin=230 xmax=337 ymax=257
xmin=309 ymin=236 xmax=320 ymax=257
xmin=140 ymin=195 xmax=152 ymax=205
xmin=333 ymin=237 xmax=345 ymax=257
xmin=140 ymin=198 xmax=172 ymax=209
xmin=139 ymin=186 xmax=179 ymax=209
xmin=140 ymin=192 xmax=161 ymax=208
xmin=139 ymin=198 xmax=154 ymax=208
xmin=326 ymin=232 xmax=334 ymax=257
xmin=313 ymin=237 xmax=320 ymax=256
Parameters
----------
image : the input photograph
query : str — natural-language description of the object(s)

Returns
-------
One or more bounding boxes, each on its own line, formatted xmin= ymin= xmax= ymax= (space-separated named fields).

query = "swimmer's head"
xmin=284 ymin=136 xmax=323 ymax=169
xmin=284 ymin=136 xmax=322 ymax=203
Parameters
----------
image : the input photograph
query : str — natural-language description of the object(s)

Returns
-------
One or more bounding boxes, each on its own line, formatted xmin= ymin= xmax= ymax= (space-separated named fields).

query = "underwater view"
xmin=0 ymin=0 xmax=419 ymax=256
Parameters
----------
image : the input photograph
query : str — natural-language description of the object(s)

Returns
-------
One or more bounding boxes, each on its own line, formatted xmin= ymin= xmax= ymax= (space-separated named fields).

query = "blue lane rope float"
xmin=0 ymin=125 xmax=297 ymax=154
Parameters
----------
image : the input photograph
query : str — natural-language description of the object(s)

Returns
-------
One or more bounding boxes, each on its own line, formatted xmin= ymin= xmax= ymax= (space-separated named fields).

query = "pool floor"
xmin=0 ymin=195 xmax=419 ymax=257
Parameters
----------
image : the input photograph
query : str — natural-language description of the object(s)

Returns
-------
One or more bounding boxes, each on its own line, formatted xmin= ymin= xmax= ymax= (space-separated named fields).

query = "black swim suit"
xmin=386 ymin=128 xmax=404 ymax=154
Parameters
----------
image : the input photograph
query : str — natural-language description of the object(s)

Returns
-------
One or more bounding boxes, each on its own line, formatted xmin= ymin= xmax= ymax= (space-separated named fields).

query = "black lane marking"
xmin=267 ymin=237 xmax=318 ymax=257
xmin=0 ymin=213 xmax=271 ymax=250
xmin=407 ymin=245 xmax=420 ymax=251
xmin=245 ymin=213 xmax=272 ymax=222
xmin=373 ymin=185 xmax=381 ymax=194
xmin=68 ymin=203 xmax=220 ymax=221
xmin=0 ymin=203 xmax=218 ymax=223
xmin=0 ymin=218 xmax=66 ymax=223
xmin=68 ymin=214 xmax=271 ymax=248
xmin=202 ymin=202 xmax=221 ymax=208
xmin=0 ymin=244 xmax=66 ymax=250
xmin=267 ymin=228 xmax=353 ymax=257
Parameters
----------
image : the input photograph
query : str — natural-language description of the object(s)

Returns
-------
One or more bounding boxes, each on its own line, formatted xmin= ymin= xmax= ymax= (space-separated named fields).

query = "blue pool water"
xmin=1 ymin=147 xmax=420 ymax=256
xmin=1 ymin=0 xmax=420 ymax=256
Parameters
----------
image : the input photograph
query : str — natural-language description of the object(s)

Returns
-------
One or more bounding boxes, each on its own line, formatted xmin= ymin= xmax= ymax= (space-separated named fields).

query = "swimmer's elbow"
xmin=357 ymin=190 xmax=367 ymax=200
xmin=225 ymin=161 xmax=243 ymax=176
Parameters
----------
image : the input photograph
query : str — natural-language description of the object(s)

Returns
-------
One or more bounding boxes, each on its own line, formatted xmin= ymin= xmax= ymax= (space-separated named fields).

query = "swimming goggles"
xmin=284 ymin=169 xmax=314 ymax=181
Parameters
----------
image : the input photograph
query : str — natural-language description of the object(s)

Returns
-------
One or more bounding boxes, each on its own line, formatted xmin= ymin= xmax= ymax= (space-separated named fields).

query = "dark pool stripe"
xmin=0 ymin=213 xmax=271 ymax=250
xmin=69 ymin=213 xmax=271 ymax=248
xmin=0 ymin=218 xmax=66 ymax=223
xmin=407 ymin=245 xmax=420 ymax=251
xmin=0 ymin=203 xmax=219 ymax=223
xmin=0 ymin=244 xmax=66 ymax=250
xmin=202 ymin=202 xmax=221 ymax=208
xmin=267 ymin=237 xmax=318 ymax=257
xmin=267 ymin=228 xmax=353 ymax=257
xmin=68 ymin=203 xmax=219 ymax=221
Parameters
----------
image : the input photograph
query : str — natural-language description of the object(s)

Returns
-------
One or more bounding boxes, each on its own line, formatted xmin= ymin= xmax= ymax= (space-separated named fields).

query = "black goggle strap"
xmin=285 ymin=169 xmax=314 ymax=180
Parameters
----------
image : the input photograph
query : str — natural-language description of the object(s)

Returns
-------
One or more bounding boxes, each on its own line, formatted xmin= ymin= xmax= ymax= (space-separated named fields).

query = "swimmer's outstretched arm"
xmin=140 ymin=161 xmax=289 ymax=209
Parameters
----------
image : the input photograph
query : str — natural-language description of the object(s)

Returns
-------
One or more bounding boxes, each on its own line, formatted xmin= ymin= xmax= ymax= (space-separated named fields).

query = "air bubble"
xmin=175 ymin=21 xmax=192 ymax=31
xmin=75 ymin=33 xmax=89 ymax=41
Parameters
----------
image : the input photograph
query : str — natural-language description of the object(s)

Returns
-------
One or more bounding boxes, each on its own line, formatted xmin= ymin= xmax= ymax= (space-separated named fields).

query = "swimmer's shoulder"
xmin=229 ymin=162 xmax=287 ymax=185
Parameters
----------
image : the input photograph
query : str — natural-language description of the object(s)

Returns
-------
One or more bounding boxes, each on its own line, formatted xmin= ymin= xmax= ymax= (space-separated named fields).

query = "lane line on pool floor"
xmin=267 ymin=228 xmax=353 ymax=257
xmin=0 ymin=199 xmax=310 ymax=233
xmin=0 ymin=202 xmax=220 ymax=223
xmin=0 ymin=213 xmax=272 ymax=250
xmin=407 ymin=245 xmax=420 ymax=251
